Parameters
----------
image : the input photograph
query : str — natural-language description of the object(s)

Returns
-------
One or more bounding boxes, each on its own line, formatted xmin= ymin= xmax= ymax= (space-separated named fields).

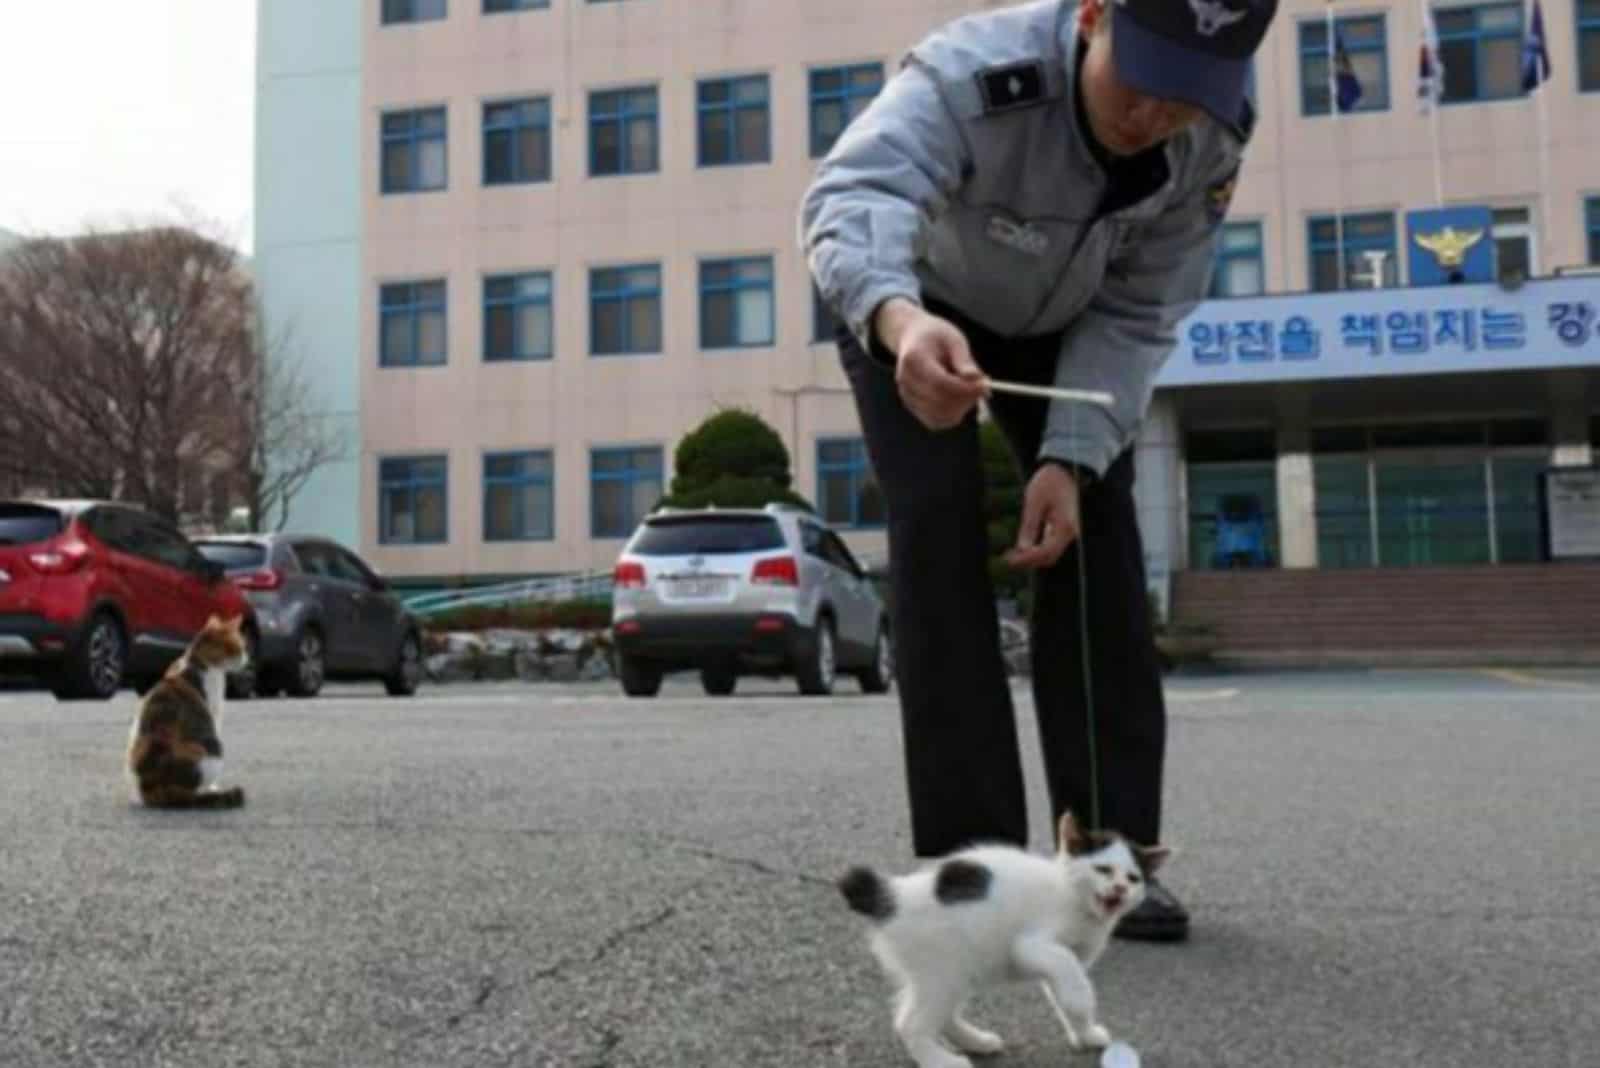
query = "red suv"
xmin=0 ymin=499 xmax=256 ymax=701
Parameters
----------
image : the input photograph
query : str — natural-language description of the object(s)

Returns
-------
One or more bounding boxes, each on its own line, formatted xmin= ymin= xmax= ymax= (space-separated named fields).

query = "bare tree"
xmin=0 ymin=226 xmax=252 ymax=520
xmin=238 ymin=324 xmax=349 ymax=532
xmin=0 ymin=221 xmax=346 ymax=530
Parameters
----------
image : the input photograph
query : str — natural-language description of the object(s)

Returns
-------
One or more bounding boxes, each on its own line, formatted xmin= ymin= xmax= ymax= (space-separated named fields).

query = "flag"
xmin=1418 ymin=2 xmax=1444 ymax=113
xmin=1334 ymin=31 xmax=1364 ymax=111
xmin=1521 ymin=0 xmax=1551 ymax=92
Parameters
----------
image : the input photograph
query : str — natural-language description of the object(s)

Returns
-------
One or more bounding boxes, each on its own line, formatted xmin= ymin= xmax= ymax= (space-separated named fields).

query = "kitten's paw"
xmin=945 ymin=1020 xmax=1005 ymax=1055
xmin=1068 ymin=1024 xmax=1112 ymax=1051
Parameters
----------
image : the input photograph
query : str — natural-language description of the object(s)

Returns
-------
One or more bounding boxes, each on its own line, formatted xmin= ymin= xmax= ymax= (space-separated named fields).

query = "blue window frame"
xmin=697 ymin=75 xmax=770 ymax=166
xmin=379 ymin=456 xmax=449 ymax=545
xmin=591 ymin=446 xmax=663 ymax=538
xmin=1587 ymin=197 xmax=1600 ymax=264
xmin=590 ymin=264 xmax=662 ymax=356
xmin=1211 ymin=222 xmax=1265 ymax=298
xmin=483 ymin=272 xmax=553 ymax=362
xmin=812 ymin=283 xmax=838 ymax=343
xmin=699 ymin=257 xmax=775 ymax=349
xmin=484 ymin=451 xmax=554 ymax=541
xmin=1307 ymin=212 xmax=1398 ymax=291
xmin=483 ymin=97 xmax=551 ymax=185
xmin=817 ymin=438 xmax=885 ymax=529
xmin=588 ymin=87 xmax=658 ymax=176
xmin=1582 ymin=0 xmax=1600 ymax=91
xmin=484 ymin=0 xmax=546 ymax=11
xmin=383 ymin=0 xmax=445 ymax=24
xmin=380 ymin=280 xmax=448 ymax=367
xmin=1297 ymin=14 xmax=1389 ymax=114
xmin=1435 ymin=2 xmax=1526 ymax=103
xmin=381 ymin=107 xmax=447 ymax=193
xmin=809 ymin=63 xmax=884 ymax=158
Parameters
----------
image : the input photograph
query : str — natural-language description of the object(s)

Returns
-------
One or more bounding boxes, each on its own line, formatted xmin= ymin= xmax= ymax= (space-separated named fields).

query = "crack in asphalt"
xmin=444 ymin=973 xmax=499 ymax=1030
xmin=532 ymin=903 xmax=680 ymax=985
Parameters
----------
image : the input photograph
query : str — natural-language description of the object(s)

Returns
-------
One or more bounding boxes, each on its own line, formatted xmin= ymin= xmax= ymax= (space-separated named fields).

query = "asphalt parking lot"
xmin=2 ymin=668 xmax=1596 ymax=1068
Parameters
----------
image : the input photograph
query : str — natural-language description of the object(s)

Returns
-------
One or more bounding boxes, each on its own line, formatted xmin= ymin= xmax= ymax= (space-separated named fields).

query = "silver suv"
xmin=610 ymin=503 xmax=892 ymax=697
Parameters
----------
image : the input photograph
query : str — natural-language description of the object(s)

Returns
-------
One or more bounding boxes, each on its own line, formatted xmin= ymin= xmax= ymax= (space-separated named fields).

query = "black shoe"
xmin=1114 ymin=878 xmax=1190 ymax=942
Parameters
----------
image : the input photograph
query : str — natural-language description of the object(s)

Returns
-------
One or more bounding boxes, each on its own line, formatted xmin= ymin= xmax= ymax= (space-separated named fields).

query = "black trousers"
xmin=837 ymin=304 xmax=1167 ymax=858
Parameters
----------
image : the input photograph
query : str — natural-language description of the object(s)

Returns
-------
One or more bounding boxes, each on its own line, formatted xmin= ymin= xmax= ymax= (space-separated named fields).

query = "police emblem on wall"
xmin=1405 ymin=205 xmax=1495 ymax=286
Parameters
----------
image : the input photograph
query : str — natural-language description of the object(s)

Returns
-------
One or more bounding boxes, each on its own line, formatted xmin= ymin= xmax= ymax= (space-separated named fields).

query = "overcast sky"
xmin=0 ymin=1 xmax=257 ymax=252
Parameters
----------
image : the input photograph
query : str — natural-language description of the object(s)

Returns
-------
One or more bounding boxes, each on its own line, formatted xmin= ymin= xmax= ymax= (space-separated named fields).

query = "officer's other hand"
xmin=1006 ymin=462 xmax=1081 ymax=570
xmin=874 ymin=299 xmax=986 ymax=431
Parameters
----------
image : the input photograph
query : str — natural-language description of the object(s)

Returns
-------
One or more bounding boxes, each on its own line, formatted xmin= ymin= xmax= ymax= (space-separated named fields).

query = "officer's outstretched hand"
xmin=874 ymin=298 xmax=986 ymax=431
xmin=1006 ymin=462 xmax=1081 ymax=570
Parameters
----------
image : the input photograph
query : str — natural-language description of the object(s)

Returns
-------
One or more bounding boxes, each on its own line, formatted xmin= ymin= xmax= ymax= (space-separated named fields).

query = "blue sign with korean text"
xmin=1406 ymin=205 xmax=1496 ymax=286
xmin=1157 ymin=275 xmax=1600 ymax=389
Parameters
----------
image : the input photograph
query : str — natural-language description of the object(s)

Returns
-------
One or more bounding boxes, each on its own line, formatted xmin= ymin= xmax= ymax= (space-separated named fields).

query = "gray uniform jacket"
xmin=798 ymin=0 xmax=1250 ymax=476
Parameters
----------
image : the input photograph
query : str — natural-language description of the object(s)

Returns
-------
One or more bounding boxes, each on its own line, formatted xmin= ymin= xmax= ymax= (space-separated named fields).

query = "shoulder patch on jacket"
xmin=1206 ymin=166 xmax=1241 ymax=225
xmin=974 ymin=60 xmax=1047 ymax=114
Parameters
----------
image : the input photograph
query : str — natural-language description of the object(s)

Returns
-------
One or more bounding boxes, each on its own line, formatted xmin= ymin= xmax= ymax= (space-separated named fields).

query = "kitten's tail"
xmin=837 ymin=866 xmax=895 ymax=922
xmin=142 ymin=786 xmax=246 ymax=810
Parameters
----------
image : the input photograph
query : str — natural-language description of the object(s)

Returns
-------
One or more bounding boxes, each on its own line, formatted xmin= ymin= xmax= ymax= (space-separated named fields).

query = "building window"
xmin=1297 ymin=14 xmax=1389 ymax=114
xmin=817 ymin=438 xmax=884 ymax=529
xmin=1587 ymin=197 xmax=1600 ymax=263
xmin=379 ymin=456 xmax=449 ymax=545
xmin=1309 ymin=421 xmax=1548 ymax=567
xmin=1581 ymin=0 xmax=1600 ymax=91
xmin=383 ymin=0 xmax=446 ymax=24
xmin=591 ymin=446 xmax=663 ymax=538
xmin=590 ymin=264 xmax=662 ymax=356
xmin=1436 ymin=3 xmax=1526 ymax=103
xmin=700 ymin=257 xmax=775 ymax=349
xmin=484 ymin=451 xmax=554 ymax=541
xmin=380 ymin=281 xmax=448 ymax=367
xmin=812 ymin=284 xmax=839 ymax=342
xmin=1185 ymin=430 xmax=1279 ymax=570
xmin=484 ymin=0 xmax=546 ymax=11
xmin=483 ymin=98 xmax=551 ymax=185
xmin=1210 ymin=221 xmax=1265 ymax=298
xmin=1308 ymin=212 xmax=1398 ymax=291
xmin=1490 ymin=206 xmax=1537 ymax=279
xmin=588 ymin=87 xmax=658 ymax=176
xmin=381 ymin=107 xmax=448 ymax=193
xmin=483 ymin=272 xmax=553 ymax=362
xmin=809 ymin=63 xmax=884 ymax=157
xmin=697 ymin=75 xmax=770 ymax=166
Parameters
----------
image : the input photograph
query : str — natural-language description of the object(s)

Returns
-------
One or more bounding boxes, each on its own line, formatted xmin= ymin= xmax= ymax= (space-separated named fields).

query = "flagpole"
xmin=1532 ymin=0 xmax=1551 ymax=274
xmin=1422 ymin=0 xmax=1444 ymax=206
xmin=1327 ymin=2 xmax=1346 ymax=290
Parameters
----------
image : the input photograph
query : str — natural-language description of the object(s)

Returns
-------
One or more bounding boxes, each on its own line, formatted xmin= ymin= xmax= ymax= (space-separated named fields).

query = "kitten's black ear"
xmin=1057 ymin=810 xmax=1089 ymax=855
xmin=1137 ymin=845 xmax=1174 ymax=876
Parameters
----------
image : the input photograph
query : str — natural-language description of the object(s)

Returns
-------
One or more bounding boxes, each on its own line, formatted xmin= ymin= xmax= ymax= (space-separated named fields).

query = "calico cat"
xmin=838 ymin=811 xmax=1169 ymax=1068
xmin=125 ymin=614 xmax=249 ymax=809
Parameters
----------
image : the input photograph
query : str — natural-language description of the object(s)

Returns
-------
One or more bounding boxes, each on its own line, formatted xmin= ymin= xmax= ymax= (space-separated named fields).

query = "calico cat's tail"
xmin=141 ymin=785 xmax=246 ymax=809
xmin=838 ymin=866 xmax=895 ymax=922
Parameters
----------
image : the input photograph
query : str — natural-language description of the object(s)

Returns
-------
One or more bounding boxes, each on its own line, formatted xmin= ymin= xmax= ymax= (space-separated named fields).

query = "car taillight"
xmin=613 ymin=560 xmax=646 ymax=589
xmin=234 ymin=568 xmax=284 ymax=591
xmin=27 ymin=540 xmax=89 ymax=575
xmin=751 ymin=556 xmax=799 ymax=586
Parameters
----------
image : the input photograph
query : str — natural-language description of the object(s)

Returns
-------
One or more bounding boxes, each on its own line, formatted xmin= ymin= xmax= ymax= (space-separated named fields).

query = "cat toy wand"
xmin=980 ymin=378 xmax=1116 ymax=408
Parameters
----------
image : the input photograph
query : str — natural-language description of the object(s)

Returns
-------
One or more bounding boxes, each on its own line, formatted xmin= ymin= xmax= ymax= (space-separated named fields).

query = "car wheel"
xmin=700 ymin=666 xmax=737 ymax=696
xmin=225 ymin=625 xmax=259 ymax=700
xmin=618 ymin=653 xmax=662 ymax=698
xmin=284 ymin=626 xmax=325 ymax=698
xmin=52 ymin=611 xmax=126 ymax=701
xmin=384 ymin=631 xmax=423 ymax=697
xmin=796 ymin=617 xmax=836 ymax=696
xmin=857 ymin=625 xmax=893 ymax=694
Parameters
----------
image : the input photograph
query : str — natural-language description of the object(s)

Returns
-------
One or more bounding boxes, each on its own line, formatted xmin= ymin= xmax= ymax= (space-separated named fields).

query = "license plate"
xmin=670 ymin=577 xmax=726 ymax=598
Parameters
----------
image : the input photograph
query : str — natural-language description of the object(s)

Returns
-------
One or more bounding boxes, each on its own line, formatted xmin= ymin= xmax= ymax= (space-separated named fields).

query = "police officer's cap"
xmin=1109 ymin=0 xmax=1278 ymax=133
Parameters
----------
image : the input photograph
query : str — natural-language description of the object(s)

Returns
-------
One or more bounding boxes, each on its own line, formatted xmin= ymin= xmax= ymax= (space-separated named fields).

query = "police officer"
xmin=799 ymin=0 xmax=1277 ymax=942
